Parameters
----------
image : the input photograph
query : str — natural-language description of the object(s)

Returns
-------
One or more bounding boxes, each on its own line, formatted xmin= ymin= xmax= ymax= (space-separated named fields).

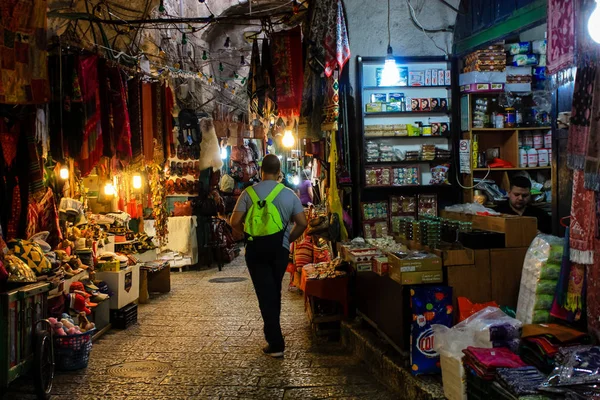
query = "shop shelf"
xmin=366 ymin=159 xmax=451 ymax=166
xmin=469 ymin=127 xmax=551 ymax=132
xmin=365 ymin=184 xmax=453 ymax=189
xmin=363 ymin=85 xmax=451 ymax=90
xmin=473 ymin=167 xmax=551 ymax=171
xmin=364 ymin=134 xmax=451 ymax=139
xmin=365 ymin=111 xmax=452 ymax=117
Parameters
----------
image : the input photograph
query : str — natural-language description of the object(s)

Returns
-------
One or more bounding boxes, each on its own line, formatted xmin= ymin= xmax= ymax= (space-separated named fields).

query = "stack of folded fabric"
xmin=463 ymin=347 xmax=527 ymax=380
xmin=492 ymin=366 xmax=546 ymax=399
xmin=519 ymin=323 xmax=590 ymax=373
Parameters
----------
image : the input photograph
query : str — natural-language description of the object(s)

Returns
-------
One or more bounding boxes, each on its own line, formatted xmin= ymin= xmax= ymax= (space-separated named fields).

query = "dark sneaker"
xmin=262 ymin=345 xmax=284 ymax=358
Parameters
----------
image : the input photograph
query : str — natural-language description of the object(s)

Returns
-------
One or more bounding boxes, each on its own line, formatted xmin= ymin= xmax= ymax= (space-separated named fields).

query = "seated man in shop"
xmin=495 ymin=176 xmax=552 ymax=234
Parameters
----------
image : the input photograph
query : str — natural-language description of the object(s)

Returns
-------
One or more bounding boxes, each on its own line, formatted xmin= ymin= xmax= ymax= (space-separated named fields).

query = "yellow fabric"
xmin=327 ymin=134 xmax=348 ymax=241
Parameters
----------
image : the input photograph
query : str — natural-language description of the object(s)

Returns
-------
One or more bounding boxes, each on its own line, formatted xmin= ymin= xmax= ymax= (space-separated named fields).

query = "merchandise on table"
xmin=363 ymin=221 xmax=389 ymax=239
xmin=463 ymin=346 xmax=527 ymax=380
xmin=303 ymin=258 xmax=348 ymax=280
xmin=410 ymin=286 xmax=453 ymax=375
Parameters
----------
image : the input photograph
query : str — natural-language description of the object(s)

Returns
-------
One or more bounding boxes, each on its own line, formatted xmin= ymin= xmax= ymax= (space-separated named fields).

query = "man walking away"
xmin=230 ymin=154 xmax=307 ymax=358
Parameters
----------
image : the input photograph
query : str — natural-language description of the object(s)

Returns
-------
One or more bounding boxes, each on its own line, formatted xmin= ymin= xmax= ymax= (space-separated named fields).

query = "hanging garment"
xmin=327 ymin=133 xmax=347 ymax=241
xmin=152 ymin=82 xmax=164 ymax=165
xmin=567 ymin=64 xmax=596 ymax=170
xmin=570 ymin=170 xmax=596 ymax=265
xmin=111 ymin=68 xmax=133 ymax=163
xmin=98 ymin=59 xmax=115 ymax=158
xmin=0 ymin=0 xmax=50 ymax=104
xmin=77 ymin=56 xmax=103 ymax=177
xmin=246 ymin=39 xmax=265 ymax=117
xmin=128 ymin=77 xmax=144 ymax=165
xmin=323 ymin=0 xmax=351 ymax=77
xmin=163 ymin=85 xmax=175 ymax=158
xmin=141 ymin=82 xmax=154 ymax=164
xmin=261 ymin=38 xmax=277 ymax=118
xmin=547 ymin=0 xmax=575 ymax=75
xmin=198 ymin=118 xmax=223 ymax=172
xmin=271 ymin=27 xmax=304 ymax=117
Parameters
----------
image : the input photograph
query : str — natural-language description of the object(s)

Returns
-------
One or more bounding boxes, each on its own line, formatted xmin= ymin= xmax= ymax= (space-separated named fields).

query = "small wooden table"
xmin=139 ymin=261 xmax=171 ymax=304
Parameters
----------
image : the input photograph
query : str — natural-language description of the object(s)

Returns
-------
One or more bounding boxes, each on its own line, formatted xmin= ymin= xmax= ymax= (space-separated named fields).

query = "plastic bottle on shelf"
xmin=533 ymin=131 xmax=543 ymax=149
xmin=527 ymin=147 xmax=538 ymax=167
xmin=524 ymin=132 xmax=534 ymax=148
xmin=538 ymin=149 xmax=549 ymax=167
xmin=519 ymin=147 xmax=528 ymax=167
xmin=544 ymin=130 xmax=552 ymax=149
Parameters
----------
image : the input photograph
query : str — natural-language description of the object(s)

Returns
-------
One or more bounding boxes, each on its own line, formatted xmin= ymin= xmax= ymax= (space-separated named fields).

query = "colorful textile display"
xmin=152 ymin=82 xmax=164 ymax=165
xmin=547 ymin=0 xmax=575 ymax=75
xmin=246 ymin=39 xmax=264 ymax=117
xmin=327 ymin=134 xmax=348 ymax=240
xmin=570 ymin=170 xmax=596 ymax=265
xmin=164 ymin=85 xmax=175 ymax=158
xmin=462 ymin=347 xmax=526 ymax=380
xmin=111 ymin=68 xmax=133 ymax=163
xmin=588 ymin=239 xmax=600 ymax=340
xmin=496 ymin=366 xmax=546 ymax=396
xmin=568 ymin=65 xmax=596 ymax=170
xmin=0 ymin=0 xmax=50 ymax=104
xmin=128 ymin=77 xmax=144 ymax=165
xmin=141 ymin=82 xmax=154 ymax=164
xmin=77 ymin=56 xmax=103 ymax=177
xmin=271 ymin=27 xmax=304 ymax=117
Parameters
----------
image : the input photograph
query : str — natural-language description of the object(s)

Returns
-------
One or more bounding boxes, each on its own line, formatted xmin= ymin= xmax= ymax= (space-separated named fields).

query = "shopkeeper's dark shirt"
xmin=495 ymin=202 xmax=552 ymax=234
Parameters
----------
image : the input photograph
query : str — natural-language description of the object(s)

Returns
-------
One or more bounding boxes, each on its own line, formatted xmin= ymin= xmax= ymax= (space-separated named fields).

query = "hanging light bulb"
xmin=219 ymin=62 xmax=224 ymax=72
xmin=132 ymin=174 xmax=143 ymax=190
xmin=182 ymin=33 xmax=188 ymax=45
xmin=589 ymin=0 xmax=600 ymax=43
xmin=220 ymin=147 xmax=228 ymax=159
xmin=202 ymin=50 xmax=208 ymax=60
xmin=158 ymin=0 xmax=165 ymax=13
xmin=104 ymin=183 xmax=115 ymax=196
xmin=282 ymin=129 xmax=295 ymax=148
xmin=381 ymin=45 xmax=399 ymax=86
xmin=292 ymin=175 xmax=300 ymax=185
xmin=240 ymin=55 xmax=245 ymax=65
xmin=59 ymin=166 xmax=69 ymax=180
xmin=234 ymin=72 xmax=239 ymax=78
xmin=224 ymin=36 xmax=230 ymax=48
xmin=198 ymin=0 xmax=205 ymax=3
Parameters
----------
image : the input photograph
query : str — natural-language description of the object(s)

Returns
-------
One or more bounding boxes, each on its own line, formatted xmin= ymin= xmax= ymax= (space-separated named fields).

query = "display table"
xmin=300 ymin=268 xmax=350 ymax=317
xmin=144 ymin=216 xmax=198 ymax=270
xmin=139 ymin=261 xmax=170 ymax=304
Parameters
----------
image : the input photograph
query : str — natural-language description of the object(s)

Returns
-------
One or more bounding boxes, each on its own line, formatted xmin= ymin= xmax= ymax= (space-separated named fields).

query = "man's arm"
xmin=230 ymin=211 xmax=246 ymax=237
xmin=289 ymin=211 xmax=308 ymax=244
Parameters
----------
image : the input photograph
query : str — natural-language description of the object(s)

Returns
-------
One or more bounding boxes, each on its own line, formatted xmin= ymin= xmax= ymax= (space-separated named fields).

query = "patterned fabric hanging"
xmin=0 ymin=0 xmax=50 ymax=104
xmin=271 ymin=27 xmax=304 ymax=117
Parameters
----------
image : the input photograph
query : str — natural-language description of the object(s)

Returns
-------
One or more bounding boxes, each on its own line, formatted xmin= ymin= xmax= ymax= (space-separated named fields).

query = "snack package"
xmin=430 ymin=164 xmax=450 ymax=185
xmin=418 ymin=194 xmax=438 ymax=217
xmin=410 ymin=286 xmax=453 ymax=375
xmin=361 ymin=201 xmax=388 ymax=221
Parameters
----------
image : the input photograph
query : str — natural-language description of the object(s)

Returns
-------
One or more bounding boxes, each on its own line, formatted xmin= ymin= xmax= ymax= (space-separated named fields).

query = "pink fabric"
xmin=323 ymin=0 xmax=350 ymax=77
xmin=547 ymin=0 xmax=575 ymax=75
xmin=463 ymin=347 xmax=526 ymax=369
xmin=588 ymin=239 xmax=600 ymax=340
xmin=570 ymin=170 xmax=596 ymax=265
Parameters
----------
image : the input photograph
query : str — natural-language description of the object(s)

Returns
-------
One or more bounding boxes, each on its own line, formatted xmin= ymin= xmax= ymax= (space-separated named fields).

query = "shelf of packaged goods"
xmin=468 ymin=127 xmax=551 ymax=132
xmin=473 ymin=167 xmax=551 ymax=171
xmin=363 ymin=85 xmax=451 ymax=90
xmin=364 ymin=111 xmax=451 ymax=117
xmin=364 ymin=185 xmax=453 ymax=189
xmin=364 ymin=135 xmax=451 ymax=139
xmin=366 ymin=159 xmax=451 ymax=166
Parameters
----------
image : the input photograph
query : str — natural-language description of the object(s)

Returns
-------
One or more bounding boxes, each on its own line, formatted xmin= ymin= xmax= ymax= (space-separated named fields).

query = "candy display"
xmin=392 ymin=166 xmax=419 ymax=186
xmin=364 ymin=124 xmax=409 ymax=137
xmin=418 ymin=194 xmax=438 ymax=217
xmin=363 ymin=221 xmax=389 ymax=239
xmin=430 ymin=164 xmax=450 ymax=185
xmin=303 ymin=258 xmax=348 ymax=280
xmin=410 ymin=286 xmax=453 ymax=375
xmin=365 ymin=167 xmax=392 ymax=186
xmin=361 ymin=201 xmax=388 ymax=221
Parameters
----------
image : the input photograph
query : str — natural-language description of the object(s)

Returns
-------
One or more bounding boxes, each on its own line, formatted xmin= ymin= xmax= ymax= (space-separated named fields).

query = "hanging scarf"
xmin=323 ymin=0 xmax=351 ymax=77
xmin=246 ymin=40 xmax=264 ymax=117
xmin=141 ymin=82 xmax=154 ymax=164
xmin=77 ymin=56 xmax=103 ymax=177
xmin=110 ymin=68 xmax=133 ymax=163
xmin=547 ymin=0 xmax=575 ymax=76
xmin=588 ymin=239 xmax=600 ymax=340
xmin=128 ymin=77 xmax=144 ymax=165
xmin=152 ymin=82 xmax=164 ymax=165
xmin=570 ymin=170 xmax=596 ymax=264
xmin=261 ymin=39 xmax=277 ymax=118
xmin=164 ymin=85 xmax=175 ymax=158
xmin=327 ymin=132 xmax=347 ymax=241
xmin=0 ymin=0 xmax=50 ymax=104
xmin=551 ymin=228 xmax=586 ymax=322
xmin=567 ymin=64 xmax=596 ymax=170
xmin=271 ymin=27 xmax=304 ymax=117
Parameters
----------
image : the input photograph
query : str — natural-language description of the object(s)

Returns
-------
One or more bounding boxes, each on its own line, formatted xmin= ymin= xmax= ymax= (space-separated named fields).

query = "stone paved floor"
xmin=3 ymin=256 xmax=395 ymax=400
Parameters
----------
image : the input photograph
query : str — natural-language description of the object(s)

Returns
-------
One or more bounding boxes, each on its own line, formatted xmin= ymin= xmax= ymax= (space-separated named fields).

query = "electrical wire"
xmin=454 ymin=165 xmax=491 ymax=190
xmin=387 ymin=0 xmax=391 ymax=48
xmin=406 ymin=0 xmax=449 ymax=56
xmin=406 ymin=0 xmax=453 ymax=33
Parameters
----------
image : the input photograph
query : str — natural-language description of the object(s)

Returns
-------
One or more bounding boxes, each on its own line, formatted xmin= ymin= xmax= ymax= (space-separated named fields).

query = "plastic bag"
xmin=444 ymin=203 xmax=500 ymax=215
xmin=543 ymin=346 xmax=600 ymax=387
xmin=516 ymin=234 xmax=563 ymax=324
xmin=219 ymin=174 xmax=235 ymax=193
xmin=457 ymin=297 xmax=499 ymax=322
xmin=432 ymin=306 xmax=522 ymax=357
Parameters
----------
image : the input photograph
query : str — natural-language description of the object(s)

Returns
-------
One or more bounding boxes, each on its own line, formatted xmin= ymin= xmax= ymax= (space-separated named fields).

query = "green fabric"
xmin=244 ymin=184 xmax=285 ymax=239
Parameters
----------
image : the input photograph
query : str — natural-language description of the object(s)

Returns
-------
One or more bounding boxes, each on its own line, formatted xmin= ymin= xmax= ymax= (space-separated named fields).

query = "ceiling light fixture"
xmin=380 ymin=0 xmax=399 ymax=86
xmin=589 ymin=0 xmax=600 ymax=43
xmin=224 ymin=36 xmax=230 ymax=48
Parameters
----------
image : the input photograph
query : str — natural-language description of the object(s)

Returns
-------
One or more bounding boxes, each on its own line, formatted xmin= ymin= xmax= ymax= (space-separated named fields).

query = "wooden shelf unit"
xmin=460 ymin=93 xmax=553 ymax=203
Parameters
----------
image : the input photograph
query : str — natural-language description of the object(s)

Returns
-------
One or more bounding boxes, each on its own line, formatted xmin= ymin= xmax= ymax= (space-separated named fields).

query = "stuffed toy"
xmin=78 ymin=312 xmax=95 ymax=332
xmin=60 ymin=317 xmax=75 ymax=330
xmin=48 ymin=317 xmax=66 ymax=336
xmin=199 ymin=118 xmax=224 ymax=172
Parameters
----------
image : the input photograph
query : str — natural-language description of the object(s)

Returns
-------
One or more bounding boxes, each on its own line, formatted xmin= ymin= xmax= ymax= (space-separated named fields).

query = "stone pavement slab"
xmin=2 ymin=255 xmax=394 ymax=399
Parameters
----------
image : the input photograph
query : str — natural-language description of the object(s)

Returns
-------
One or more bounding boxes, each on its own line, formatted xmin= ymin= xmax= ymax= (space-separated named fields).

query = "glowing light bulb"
xmin=104 ymin=183 xmax=115 ymax=196
xmin=59 ymin=166 xmax=69 ymax=180
xmin=292 ymin=176 xmax=300 ymax=185
xmin=220 ymin=147 xmax=227 ymax=159
xmin=589 ymin=1 xmax=600 ymax=43
xmin=132 ymin=174 xmax=142 ymax=189
xmin=381 ymin=46 xmax=399 ymax=86
xmin=282 ymin=129 xmax=295 ymax=148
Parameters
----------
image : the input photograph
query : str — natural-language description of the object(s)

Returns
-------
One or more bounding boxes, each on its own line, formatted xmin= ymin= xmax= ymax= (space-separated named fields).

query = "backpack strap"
xmin=246 ymin=186 xmax=260 ymax=204
xmin=265 ymin=183 xmax=285 ymax=203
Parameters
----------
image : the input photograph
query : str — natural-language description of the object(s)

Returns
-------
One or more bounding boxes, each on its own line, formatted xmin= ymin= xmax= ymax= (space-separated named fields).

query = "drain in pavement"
xmin=107 ymin=361 xmax=171 ymax=378
xmin=208 ymin=277 xmax=248 ymax=283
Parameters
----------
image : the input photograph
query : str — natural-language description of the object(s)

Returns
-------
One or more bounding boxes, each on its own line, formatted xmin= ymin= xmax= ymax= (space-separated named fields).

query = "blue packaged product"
xmin=410 ymin=286 xmax=453 ymax=375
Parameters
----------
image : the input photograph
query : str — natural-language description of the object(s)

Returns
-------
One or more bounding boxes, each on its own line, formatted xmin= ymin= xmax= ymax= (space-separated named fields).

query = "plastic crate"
xmin=54 ymin=329 xmax=95 ymax=371
xmin=109 ymin=303 xmax=138 ymax=329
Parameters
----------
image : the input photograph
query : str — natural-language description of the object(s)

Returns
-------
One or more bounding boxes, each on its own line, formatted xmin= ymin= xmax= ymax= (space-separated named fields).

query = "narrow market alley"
xmin=4 ymin=257 xmax=394 ymax=400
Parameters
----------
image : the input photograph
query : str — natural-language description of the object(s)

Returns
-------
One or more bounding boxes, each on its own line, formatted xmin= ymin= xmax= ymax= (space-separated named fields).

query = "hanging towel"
xmin=164 ymin=216 xmax=197 ymax=255
xmin=584 ymin=64 xmax=600 ymax=190
xmin=567 ymin=65 xmax=596 ymax=170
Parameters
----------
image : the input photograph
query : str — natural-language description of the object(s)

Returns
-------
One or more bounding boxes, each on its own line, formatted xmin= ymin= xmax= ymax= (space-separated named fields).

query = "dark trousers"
xmin=245 ymin=237 xmax=290 ymax=351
